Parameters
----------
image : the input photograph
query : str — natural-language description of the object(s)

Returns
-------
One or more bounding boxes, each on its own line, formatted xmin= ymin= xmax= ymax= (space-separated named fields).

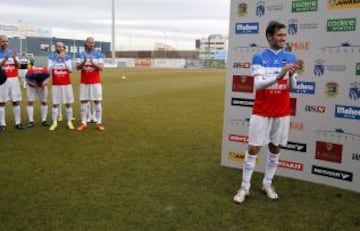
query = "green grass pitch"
xmin=0 ymin=68 xmax=359 ymax=230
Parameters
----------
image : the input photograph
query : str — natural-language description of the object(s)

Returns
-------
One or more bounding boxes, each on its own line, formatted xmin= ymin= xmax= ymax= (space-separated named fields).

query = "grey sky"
xmin=0 ymin=0 xmax=231 ymax=50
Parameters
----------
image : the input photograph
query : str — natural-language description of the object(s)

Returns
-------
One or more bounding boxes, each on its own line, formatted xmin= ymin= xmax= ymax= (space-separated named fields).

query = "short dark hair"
xmin=266 ymin=21 xmax=286 ymax=40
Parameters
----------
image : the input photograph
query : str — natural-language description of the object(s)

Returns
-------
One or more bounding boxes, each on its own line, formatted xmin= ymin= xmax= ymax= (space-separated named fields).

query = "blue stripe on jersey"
xmin=252 ymin=49 xmax=296 ymax=69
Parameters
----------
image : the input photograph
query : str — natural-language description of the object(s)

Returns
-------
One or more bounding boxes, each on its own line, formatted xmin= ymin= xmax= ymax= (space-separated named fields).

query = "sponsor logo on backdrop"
xmin=229 ymin=134 xmax=249 ymax=143
xmin=234 ymin=43 xmax=267 ymax=53
xmin=286 ymin=41 xmax=310 ymax=51
xmin=290 ymin=98 xmax=297 ymax=116
xmin=327 ymin=18 xmax=356 ymax=32
xmin=231 ymin=98 xmax=254 ymax=107
xmin=356 ymin=63 xmax=360 ymax=75
xmin=291 ymin=81 xmax=316 ymax=94
xmin=256 ymin=1 xmax=284 ymax=17
xmin=320 ymin=42 xmax=360 ymax=54
xmin=324 ymin=82 xmax=339 ymax=98
xmin=315 ymin=141 xmax=342 ymax=163
xmin=290 ymin=121 xmax=305 ymax=131
xmin=226 ymin=118 xmax=250 ymax=128
xmin=281 ymin=141 xmax=307 ymax=152
xmin=312 ymin=165 xmax=353 ymax=182
xmin=314 ymin=128 xmax=360 ymax=142
xmin=313 ymin=59 xmax=346 ymax=77
xmin=349 ymin=82 xmax=360 ymax=100
xmin=288 ymin=19 xmax=318 ymax=35
xmin=237 ymin=3 xmax=248 ymax=17
xmin=292 ymin=0 xmax=318 ymax=12
xmin=279 ymin=160 xmax=304 ymax=171
xmin=353 ymin=153 xmax=360 ymax=161
xmin=232 ymin=75 xmax=253 ymax=93
xmin=236 ymin=22 xmax=259 ymax=34
xmin=327 ymin=0 xmax=360 ymax=9
xmin=228 ymin=150 xmax=246 ymax=164
xmin=335 ymin=105 xmax=360 ymax=120
xmin=233 ymin=62 xmax=250 ymax=69
xmin=305 ymin=105 xmax=326 ymax=113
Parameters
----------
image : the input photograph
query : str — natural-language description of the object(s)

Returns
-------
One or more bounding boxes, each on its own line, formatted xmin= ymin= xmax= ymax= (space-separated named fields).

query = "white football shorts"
xmin=52 ymin=85 xmax=74 ymax=105
xmin=0 ymin=77 xmax=22 ymax=102
xmin=80 ymin=83 xmax=102 ymax=101
xmin=27 ymin=86 xmax=48 ymax=102
xmin=248 ymin=115 xmax=290 ymax=146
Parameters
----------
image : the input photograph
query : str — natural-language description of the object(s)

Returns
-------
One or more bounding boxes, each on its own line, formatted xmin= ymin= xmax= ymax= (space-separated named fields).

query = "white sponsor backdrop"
xmin=222 ymin=0 xmax=360 ymax=192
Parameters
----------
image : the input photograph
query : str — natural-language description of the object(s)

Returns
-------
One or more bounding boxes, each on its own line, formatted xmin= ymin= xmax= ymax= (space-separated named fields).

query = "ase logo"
xmin=305 ymin=105 xmax=326 ymax=113
xmin=324 ymin=82 xmax=339 ymax=98
xmin=335 ymin=105 xmax=360 ymax=120
xmin=315 ymin=141 xmax=342 ymax=163
xmin=235 ymin=22 xmax=259 ymax=34
xmin=327 ymin=18 xmax=356 ymax=32
xmin=312 ymin=165 xmax=353 ymax=182
xmin=281 ymin=141 xmax=307 ymax=152
xmin=237 ymin=3 xmax=248 ymax=17
xmin=229 ymin=134 xmax=249 ymax=143
xmin=279 ymin=160 xmax=304 ymax=171
xmin=256 ymin=1 xmax=266 ymax=17
xmin=349 ymin=82 xmax=360 ymax=101
xmin=288 ymin=19 xmax=318 ymax=35
xmin=292 ymin=0 xmax=318 ymax=13
xmin=356 ymin=63 xmax=360 ymax=75
xmin=314 ymin=128 xmax=360 ymax=142
xmin=313 ymin=59 xmax=346 ymax=77
xmin=256 ymin=1 xmax=284 ymax=17
xmin=328 ymin=0 xmax=360 ymax=10
xmin=291 ymin=81 xmax=315 ymax=94
xmin=232 ymin=75 xmax=253 ymax=93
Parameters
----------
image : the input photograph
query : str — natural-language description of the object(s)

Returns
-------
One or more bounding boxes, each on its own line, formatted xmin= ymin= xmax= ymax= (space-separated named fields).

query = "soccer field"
xmin=0 ymin=68 xmax=359 ymax=230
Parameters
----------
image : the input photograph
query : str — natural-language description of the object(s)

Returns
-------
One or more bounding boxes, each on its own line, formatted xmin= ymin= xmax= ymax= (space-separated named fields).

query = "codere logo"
xmin=327 ymin=18 xmax=356 ymax=32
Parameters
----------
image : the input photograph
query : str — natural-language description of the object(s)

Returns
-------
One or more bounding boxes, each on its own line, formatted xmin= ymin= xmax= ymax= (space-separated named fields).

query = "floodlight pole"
xmin=111 ymin=0 xmax=116 ymax=63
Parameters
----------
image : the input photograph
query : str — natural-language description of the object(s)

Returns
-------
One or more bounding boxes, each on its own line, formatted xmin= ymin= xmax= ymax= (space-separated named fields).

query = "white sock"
xmin=52 ymin=107 xmax=58 ymax=124
xmin=66 ymin=107 xmax=73 ymax=123
xmin=80 ymin=103 xmax=88 ymax=124
xmin=0 ymin=106 xmax=5 ymax=126
xmin=87 ymin=102 xmax=91 ymax=119
xmin=13 ymin=105 xmax=21 ymax=125
xmin=95 ymin=103 xmax=102 ymax=124
xmin=241 ymin=152 xmax=257 ymax=190
xmin=41 ymin=105 xmax=48 ymax=122
xmin=27 ymin=105 xmax=34 ymax=122
xmin=262 ymin=152 xmax=280 ymax=189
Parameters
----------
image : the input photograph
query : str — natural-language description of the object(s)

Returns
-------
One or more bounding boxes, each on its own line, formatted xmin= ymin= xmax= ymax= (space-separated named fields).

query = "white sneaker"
xmin=233 ymin=188 xmax=249 ymax=204
xmin=262 ymin=185 xmax=279 ymax=200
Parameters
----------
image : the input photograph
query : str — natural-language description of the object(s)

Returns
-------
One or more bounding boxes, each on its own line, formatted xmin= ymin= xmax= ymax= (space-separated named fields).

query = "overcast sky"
xmin=0 ymin=0 xmax=231 ymax=50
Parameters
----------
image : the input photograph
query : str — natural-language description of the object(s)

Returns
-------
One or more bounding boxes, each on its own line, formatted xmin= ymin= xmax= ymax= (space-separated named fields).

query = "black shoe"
xmin=15 ymin=124 xmax=24 ymax=130
xmin=41 ymin=121 xmax=50 ymax=126
xmin=27 ymin=122 xmax=35 ymax=128
xmin=0 ymin=125 xmax=6 ymax=132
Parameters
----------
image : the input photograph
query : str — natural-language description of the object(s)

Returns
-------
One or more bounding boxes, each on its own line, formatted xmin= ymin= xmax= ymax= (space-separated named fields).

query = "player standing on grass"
xmin=48 ymin=41 xmax=75 ymax=131
xmin=19 ymin=52 xmax=28 ymax=89
xmin=25 ymin=66 xmax=50 ymax=127
xmin=76 ymin=37 xmax=105 ymax=131
xmin=233 ymin=21 xmax=303 ymax=203
xmin=0 ymin=34 xmax=24 ymax=132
